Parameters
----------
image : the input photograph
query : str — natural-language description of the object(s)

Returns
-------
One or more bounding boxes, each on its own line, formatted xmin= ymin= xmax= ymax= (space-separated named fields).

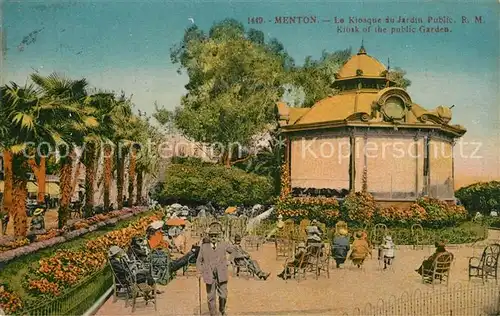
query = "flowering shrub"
xmin=375 ymin=203 xmax=427 ymax=227
xmin=416 ymin=197 xmax=467 ymax=227
xmin=0 ymin=211 xmax=161 ymax=313
xmin=0 ymin=285 xmax=23 ymax=314
xmin=342 ymin=192 xmax=377 ymax=224
xmin=277 ymin=196 xmax=340 ymax=225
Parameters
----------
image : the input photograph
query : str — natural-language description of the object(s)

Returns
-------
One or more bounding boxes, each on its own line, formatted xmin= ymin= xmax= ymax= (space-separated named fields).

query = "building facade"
xmin=277 ymin=46 xmax=466 ymax=202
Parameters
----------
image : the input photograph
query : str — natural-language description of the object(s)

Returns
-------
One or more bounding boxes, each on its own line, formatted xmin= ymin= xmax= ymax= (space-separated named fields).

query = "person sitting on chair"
xmin=231 ymin=235 xmax=270 ymax=280
xmin=147 ymin=220 xmax=169 ymax=250
xmin=108 ymin=246 xmax=154 ymax=291
xmin=381 ymin=235 xmax=395 ymax=270
xmin=416 ymin=241 xmax=449 ymax=277
xmin=332 ymin=228 xmax=350 ymax=268
xmin=350 ymin=231 xmax=371 ymax=268
xmin=277 ymin=242 xmax=307 ymax=279
xmin=128 ymin=236 xmax=150 ymax=262
xmin=306 ymin=220 xmax=323 ymax=256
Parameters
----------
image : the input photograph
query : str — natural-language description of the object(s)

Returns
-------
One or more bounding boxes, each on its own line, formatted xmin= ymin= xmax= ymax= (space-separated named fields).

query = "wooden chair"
xmin=275 ymin=237 xmax=293 ymax=260
xmin=469 ymin=243 xmax=500 ymax=283
xmin=422 ymin=252 xmax=454 ymax=286
xmin=411 ymin=224 xmax=424 ymax=250
xmin=312 ymin=243 xmax=330 ymax=279
xmin=230 ymin=256 xmax=254 ymax=279
xmin=108 ymin=259 xmax=133 ymax=307
xmin=283 ymin=248 xmax=312 ymax=282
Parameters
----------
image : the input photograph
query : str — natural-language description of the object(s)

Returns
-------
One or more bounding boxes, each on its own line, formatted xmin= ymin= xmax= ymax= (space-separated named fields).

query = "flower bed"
xmin=276 ymin=190 xmax=468 ymax=229
xmin=0 ymin=211 xmax=162 ymax=314
xmin=0 ymin=207 xmax=148 ymax=262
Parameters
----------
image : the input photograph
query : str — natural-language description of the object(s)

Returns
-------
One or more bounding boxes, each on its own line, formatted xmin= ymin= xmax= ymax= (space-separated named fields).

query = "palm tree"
xmin=31 ymin=73 xmax=97 ymax=228
xmin=1 ymin=81 xmax=80 ymax=236
xmin=134 ymin=116 xmax=161 ymax=205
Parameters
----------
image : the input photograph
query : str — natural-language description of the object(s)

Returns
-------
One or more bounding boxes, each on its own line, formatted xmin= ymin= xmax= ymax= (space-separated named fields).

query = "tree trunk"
xmin=103 ymin=145 xmax=112 ymax=210
xmin=136 ymin=171 xmax=143 ymax=205
xmin=116 ymin=147 xmax=127 ymax=210
xmin=70 ymin=163 xmax=82 ymax=202
xmin=127 ymin=148 xmax=136 ymax=207
xmin=12 ymin=177 xmax=28 ymax=237
xmin=58 ymin=154 xmax=74 ymax=228
xmin=84 ymin=143 xmax=97 ymax=217
xmin=28 ymin=157 xmax=47 ymax=203
xmin=3 ymin=150 xmax=13 ymax=227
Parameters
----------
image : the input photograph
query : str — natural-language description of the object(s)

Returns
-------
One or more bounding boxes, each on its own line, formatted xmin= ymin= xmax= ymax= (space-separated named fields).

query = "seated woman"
xmin=277 ymin=242 xmax=307 ymax=279
xmin=350 ymin=231 xmax=371 ymax=268
xmin=147 ymin=221 xmax=169 ymax=250
xmin=416 ymin=241 xmax=449 ymax=277
xmin=332 ymin=228 xmax=350 ymax=268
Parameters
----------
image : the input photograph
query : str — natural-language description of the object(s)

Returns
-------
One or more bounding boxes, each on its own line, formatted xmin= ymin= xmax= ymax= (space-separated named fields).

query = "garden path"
xmin=96 ymin=231 xmax=499 ymax=316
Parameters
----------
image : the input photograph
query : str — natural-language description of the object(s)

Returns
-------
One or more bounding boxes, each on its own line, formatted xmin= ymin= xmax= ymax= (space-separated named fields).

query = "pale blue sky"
xmin=1 ymin=0 xmax=499 ymax=178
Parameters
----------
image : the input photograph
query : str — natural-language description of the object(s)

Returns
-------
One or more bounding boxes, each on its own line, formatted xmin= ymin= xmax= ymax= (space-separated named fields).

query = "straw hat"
xmin=384 ymin=236 xmax=392 ymax=242
xmin=338 ymin=228 xmax=348 ymax=236
xmin=208 ymin=222 xmax=222 ymax=235
xmin=108 ymin=245 xmax=123 ymax=257
xmin=33 ymin=208 xmax=44 ymax=216
xmin=149 ymin=220 xmax=164 ymax=230
xmin=297 ymin=242 xmax=306 ymax=249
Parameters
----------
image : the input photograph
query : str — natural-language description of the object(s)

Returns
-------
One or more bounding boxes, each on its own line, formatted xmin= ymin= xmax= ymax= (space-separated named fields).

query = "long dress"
xmin=350 ymin=239 xmax=371 ymax=265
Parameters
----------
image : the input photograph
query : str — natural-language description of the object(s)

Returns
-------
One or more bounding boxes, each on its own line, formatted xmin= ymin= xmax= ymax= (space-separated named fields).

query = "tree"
xmin=286 ymin=48 xmax=351 ymax=107
xmin=31 ymin=73 xmax=97 ymax=228
xmin=170 ymin=19 xmax=287 ymax=167
xmin=387 ymin=67 xmax=412 ymax=89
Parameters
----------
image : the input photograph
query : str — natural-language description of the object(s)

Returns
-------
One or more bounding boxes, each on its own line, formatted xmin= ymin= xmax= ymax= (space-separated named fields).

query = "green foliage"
xmin=170 ymin=19 xmax=288 ymax=165
xmin=286 ymin=48 xmax=351 ymax=107
xmin=455 ymin=181 xmax=500 ymax=215
xmin=276 ymin=196 xmax=340 ymax=226
xmin=387 ymin=67 xmax=412 ymax=89
xmin=158 ymin=159 xmax=274 ymax=206
xmin=341 ymin=192 xmax=377 ymax=225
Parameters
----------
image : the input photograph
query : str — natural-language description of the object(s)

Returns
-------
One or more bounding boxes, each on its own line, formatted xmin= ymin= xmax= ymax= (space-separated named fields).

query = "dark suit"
xmin=196 ymin=240 xmax=235 ymax=315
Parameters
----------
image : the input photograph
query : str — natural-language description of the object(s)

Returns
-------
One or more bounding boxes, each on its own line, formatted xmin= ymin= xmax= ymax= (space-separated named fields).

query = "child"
xmin=382 ymin=235 xmax=395 ymax=270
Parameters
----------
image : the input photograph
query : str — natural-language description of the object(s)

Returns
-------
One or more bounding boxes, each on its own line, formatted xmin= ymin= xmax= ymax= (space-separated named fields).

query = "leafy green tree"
xmin=170 ymin=19 xmax=288 ymax=167
xmin=387 ymin=67 xmax=412 ymax=89
xmin=286 ymin=48 xmax=351 ymax=107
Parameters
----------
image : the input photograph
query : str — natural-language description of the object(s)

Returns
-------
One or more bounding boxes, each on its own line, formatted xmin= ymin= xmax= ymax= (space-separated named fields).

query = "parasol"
xmin=166 ymin=217 xmax=186 ymax=226
xmin=225 ymin=206 xmax=237 ymax=214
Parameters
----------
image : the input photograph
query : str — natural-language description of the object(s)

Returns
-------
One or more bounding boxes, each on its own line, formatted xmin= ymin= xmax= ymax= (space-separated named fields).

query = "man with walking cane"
xmin=196 ymin=222 xmax=235 ymax=316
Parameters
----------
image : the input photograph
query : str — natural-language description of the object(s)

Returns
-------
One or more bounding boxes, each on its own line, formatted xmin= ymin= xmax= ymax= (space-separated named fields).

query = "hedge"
xmin=277 ymin=191 xmax=468 ymax=228
xmin=455 ymin=181 xmax=500 ymax=216
xmin=156 ymin=157 xmax=274 ymax=206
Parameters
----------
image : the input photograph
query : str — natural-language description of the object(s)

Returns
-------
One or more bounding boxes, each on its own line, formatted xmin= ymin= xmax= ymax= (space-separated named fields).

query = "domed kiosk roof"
xmin=337 ymin=45 xmax=387 ymax=79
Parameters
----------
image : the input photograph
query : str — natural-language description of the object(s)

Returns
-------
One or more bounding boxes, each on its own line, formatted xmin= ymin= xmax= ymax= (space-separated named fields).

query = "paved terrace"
xmin=97 ymin=231 xmax=500 ymax=315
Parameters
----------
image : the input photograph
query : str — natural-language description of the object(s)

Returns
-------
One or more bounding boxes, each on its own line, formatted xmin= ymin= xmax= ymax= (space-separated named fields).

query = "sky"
xmin=1 ymin=0 xmax=499 ymax=181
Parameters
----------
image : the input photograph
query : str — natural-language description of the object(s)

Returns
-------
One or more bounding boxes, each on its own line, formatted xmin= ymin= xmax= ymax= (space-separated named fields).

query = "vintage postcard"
xmin=0 ymin=1 xmax=499 ymax=315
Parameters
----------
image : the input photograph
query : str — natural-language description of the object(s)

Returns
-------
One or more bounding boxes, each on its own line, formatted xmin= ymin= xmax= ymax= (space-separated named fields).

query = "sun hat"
xmin=297 ymin=242 xmax=306 ymax=249
xmin=149 ymin=220 xmax=164 ymax=230
xmin=384 ymin=236 xmax=392 ymax=242
xmin=33 ymin=208 xmax=44 ymax=216
xmin=108 ymin=245 xmax=123 ymax=257
xmin=339 ymin=228 xmax=348 ymax=236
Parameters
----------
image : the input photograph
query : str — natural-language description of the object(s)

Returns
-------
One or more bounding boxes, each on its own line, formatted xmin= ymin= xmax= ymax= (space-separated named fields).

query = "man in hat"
xmin=196 ymin=224 xmax=236 ymax=316
xmin=231 ymin=235 xmax=270 ymax=280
